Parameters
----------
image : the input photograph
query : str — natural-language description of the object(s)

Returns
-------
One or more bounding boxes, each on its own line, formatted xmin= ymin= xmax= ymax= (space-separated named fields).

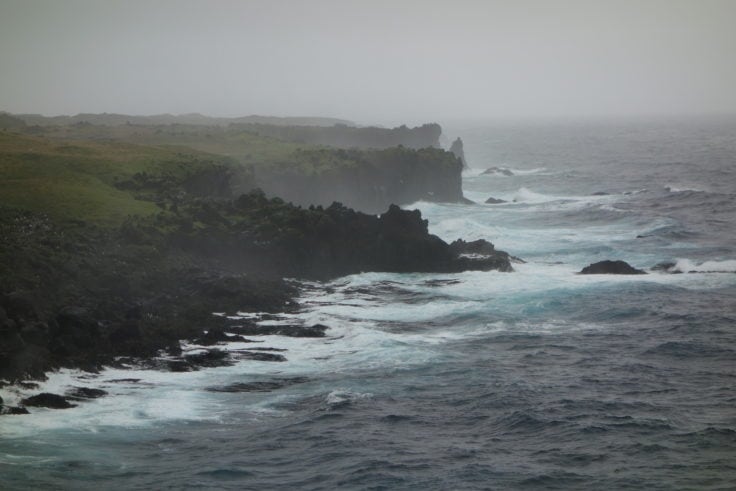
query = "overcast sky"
xmin=1 ymin=0 xmax=735 ymax=124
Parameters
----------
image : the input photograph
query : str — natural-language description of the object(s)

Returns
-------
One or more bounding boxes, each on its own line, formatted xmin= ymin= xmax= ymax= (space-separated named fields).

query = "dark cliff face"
xmin=253 ymin=146 xmax=464 ymax=213
xmin=449 ymin=137 xmax=468 ymax=169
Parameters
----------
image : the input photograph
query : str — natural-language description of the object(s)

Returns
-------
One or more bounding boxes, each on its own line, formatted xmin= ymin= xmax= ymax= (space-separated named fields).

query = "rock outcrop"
xmin=579 ymin=260 xmax=647 ymax=275
xmin=449 ymin=137 xmax=468 ymax=169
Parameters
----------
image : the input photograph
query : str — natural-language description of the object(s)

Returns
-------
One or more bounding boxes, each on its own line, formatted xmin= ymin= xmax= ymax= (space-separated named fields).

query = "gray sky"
xmin=1 ymin=0 xmax=735 ymax=124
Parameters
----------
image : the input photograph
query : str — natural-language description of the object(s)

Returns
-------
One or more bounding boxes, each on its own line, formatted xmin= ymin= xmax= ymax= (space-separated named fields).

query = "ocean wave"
xmin=671 ymin=258 xmax=736 ymax=273
xmin=325 ymin=390 xmax=373 ymax=408
xmin=511 ymin=167 xmax=548 ymax=175
xmin=665 ymin=185 xmax=704 ymax=193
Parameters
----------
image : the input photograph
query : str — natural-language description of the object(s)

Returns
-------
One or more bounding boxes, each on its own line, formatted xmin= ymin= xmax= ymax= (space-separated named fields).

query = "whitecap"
xmin=671 ymin=258 xmax=736 ymax=273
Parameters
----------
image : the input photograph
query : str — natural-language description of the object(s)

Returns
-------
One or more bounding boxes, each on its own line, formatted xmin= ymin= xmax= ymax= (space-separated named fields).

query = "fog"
xmin=1 ymin=0 xmax=735 ymax=124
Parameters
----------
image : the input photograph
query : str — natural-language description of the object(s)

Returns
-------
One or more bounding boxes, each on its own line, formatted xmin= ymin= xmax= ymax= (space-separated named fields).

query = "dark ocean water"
xmin=2 ymin=116 xmax=735 ymax=490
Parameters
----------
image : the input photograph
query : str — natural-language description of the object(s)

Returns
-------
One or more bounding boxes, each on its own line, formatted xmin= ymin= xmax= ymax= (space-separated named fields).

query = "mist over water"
xmin=2 ymin=117 xmax=735 ymax=489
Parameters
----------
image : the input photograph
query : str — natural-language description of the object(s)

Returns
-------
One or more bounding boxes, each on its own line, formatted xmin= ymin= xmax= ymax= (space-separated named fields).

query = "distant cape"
xmin=6 ymin=111 xmax=355 ymax=128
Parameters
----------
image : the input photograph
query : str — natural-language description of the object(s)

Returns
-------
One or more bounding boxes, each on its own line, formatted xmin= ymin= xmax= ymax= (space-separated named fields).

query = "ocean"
xmin=2 ymin=116 xmax=735 ymax=490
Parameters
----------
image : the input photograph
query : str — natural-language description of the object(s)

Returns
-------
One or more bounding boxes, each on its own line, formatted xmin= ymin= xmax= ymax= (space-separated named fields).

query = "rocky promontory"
xmin=0 ymin=190 xmax=514 ymax=383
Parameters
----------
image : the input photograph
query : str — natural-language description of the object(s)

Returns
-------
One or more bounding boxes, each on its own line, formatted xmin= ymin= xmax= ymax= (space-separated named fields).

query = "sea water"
xmin=1 ymin=116 xmax=735 ymax=490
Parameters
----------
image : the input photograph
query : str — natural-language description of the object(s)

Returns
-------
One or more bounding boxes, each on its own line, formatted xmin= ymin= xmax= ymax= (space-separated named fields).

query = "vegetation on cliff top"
xmin=0 ymin=131 xmax=238 ymax=225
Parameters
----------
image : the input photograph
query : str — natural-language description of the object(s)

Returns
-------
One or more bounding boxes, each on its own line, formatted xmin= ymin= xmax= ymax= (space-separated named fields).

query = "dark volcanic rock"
xmin=182 ymin=349 xmax=234 ymax=369
xmin=21 ymin=392 xmax=77 ymax=409
xmin=651 ymin=261 xmax=678 ymax=273
xmin=67 ymin=387 xmax=108 ymax=400
xmin=485 ymin=197 xmax=507 ymax=204
xmin=206 ymin=376 xmax=309 ymax=393
xmin=236 ymin=351 xmax=287 ymax=362
xmin=229 ymin=323 xmax=329 ymax=338
xmin=579 ymin=260 xmax=647 ymax=275
xmin=449 ymin=137 xmax=468 ymax=169
xmin=1 ymin=405 xmax=30 ymax=415
xmin=193 ymin=328 xmax=252 ymax=345
xmin=448 ymin=239 xmax=514 ymax=272
xmin=482 ymin=167 xmax=514 ymax=176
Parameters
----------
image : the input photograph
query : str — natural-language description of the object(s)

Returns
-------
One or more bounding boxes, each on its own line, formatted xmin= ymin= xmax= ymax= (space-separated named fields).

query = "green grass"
xmin=0 ymin=131 xmax=232 ymax=225
xmin=25 ymin=124 xmax=367 ymax=175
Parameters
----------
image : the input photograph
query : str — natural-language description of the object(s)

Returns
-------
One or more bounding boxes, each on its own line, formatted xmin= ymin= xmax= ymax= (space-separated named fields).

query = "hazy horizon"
xmin=1 ymin=0 xmax=735 ymax=125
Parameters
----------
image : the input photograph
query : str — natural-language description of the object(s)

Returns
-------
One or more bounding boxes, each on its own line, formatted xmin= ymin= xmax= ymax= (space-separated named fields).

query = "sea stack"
xmin=450 ymin=137 xmax=468 ymax=169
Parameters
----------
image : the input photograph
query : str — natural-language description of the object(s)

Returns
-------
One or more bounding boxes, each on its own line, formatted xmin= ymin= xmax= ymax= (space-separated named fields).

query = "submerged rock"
xmin=206 ymin=377 xmax=309 ymax=393
xmin=485 ymin=197 xmax=507 ymax=204
xmin=21 ymin=392 xmax=77 ymax=409
xmin=236 ymin=351 xmax=287 ymax=362
xmin=1 ymin=405 xmax=29 ymax=415
xmin=579 ymin=260 xmax=647 ymax=275
xmin=448 ymin=239 xmax=515 ymax=272
xmin=651 ymin=262 xmax=679 ymax=273
xmin=229 ymin=323 xmax=329 ymax=338
xmin=482 ymin=167 xmax=514 ymax=176
xmin=193 ymin=328 xmax=253 ymax=345
xmin=67 ymin=387 xmax=108 ymax=400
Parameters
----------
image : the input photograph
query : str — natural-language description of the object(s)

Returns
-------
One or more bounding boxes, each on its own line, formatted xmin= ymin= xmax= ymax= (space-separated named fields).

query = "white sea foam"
xmin=325 ymin=390 xmax=373 ymax=407
xmin=509 ymin=167 xmax=548 ymax=175
xmin=665 ymin=185 xmax=704 ymax=193
xmin=671 ymin=258 xmax=736 ymax=273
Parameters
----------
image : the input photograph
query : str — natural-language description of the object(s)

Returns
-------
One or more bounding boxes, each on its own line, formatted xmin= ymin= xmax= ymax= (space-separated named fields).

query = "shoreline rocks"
xmin=579 ymin=260 xmax=647 ymax=275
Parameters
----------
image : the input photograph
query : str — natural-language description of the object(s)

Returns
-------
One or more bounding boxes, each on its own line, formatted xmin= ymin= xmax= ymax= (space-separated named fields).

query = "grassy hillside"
xmin=0 ymin=131 xmax=236 ymax=225
xmin=4 ymin=120 xmax=463 ymax=220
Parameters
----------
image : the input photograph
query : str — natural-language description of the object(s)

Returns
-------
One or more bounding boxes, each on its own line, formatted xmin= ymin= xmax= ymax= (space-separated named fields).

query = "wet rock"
xmin=448 ymin=239 xmax=515 ymax=272
xmin=482 ymin=167 xmax=514 ymax=176
xmin=236 ymin=351 xmax=287 ymax=362
xmin=579 ymin=260 xmax=647 ymax=275
xmin=167 ymin=360 xmax=193 ymax=372
xmin=651 ymin=261 xmax=678 ymax=273
xmin=423 ymin=279 xmax=462 ymax=287
xmin=193 ymin=328 xmax=253 ymax=345
xmin=485 ymin=197 xmax=507 ymax=204
xmin=449 ymin=137 xmax=467 ymax=169
xmin=67 ymin=387 xmax=108 ymax=400
xmin=206 ymin=377 xmax=309 ymax=393
xmin=1 ymin=405 xmax=29 ymax=415
xmin=21 ymin=392 xmax=77 ymax=409
xmin=181 ymin=349 xmax=234 ymax=369
xmin=228 ymin=323 xmax=329 ymax=338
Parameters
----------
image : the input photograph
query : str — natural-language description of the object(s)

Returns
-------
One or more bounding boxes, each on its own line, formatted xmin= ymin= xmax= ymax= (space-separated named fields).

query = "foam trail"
xmin=672 ymin=258 xmax=736 ymax=273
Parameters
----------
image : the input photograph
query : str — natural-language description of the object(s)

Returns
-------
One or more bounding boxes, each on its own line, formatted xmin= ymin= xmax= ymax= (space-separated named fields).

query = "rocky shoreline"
xmin=0 ymin=191 xmax=515 ymax=400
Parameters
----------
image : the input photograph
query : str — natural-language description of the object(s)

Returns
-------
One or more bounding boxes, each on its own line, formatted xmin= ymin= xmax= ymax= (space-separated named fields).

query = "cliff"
xmin=235 ymin=122 xmax=442 ymax=150
xmin=252 ymin=146 xmax=464 ymax=213
xmin=10 ymin=118 xmax=467 ymax=213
